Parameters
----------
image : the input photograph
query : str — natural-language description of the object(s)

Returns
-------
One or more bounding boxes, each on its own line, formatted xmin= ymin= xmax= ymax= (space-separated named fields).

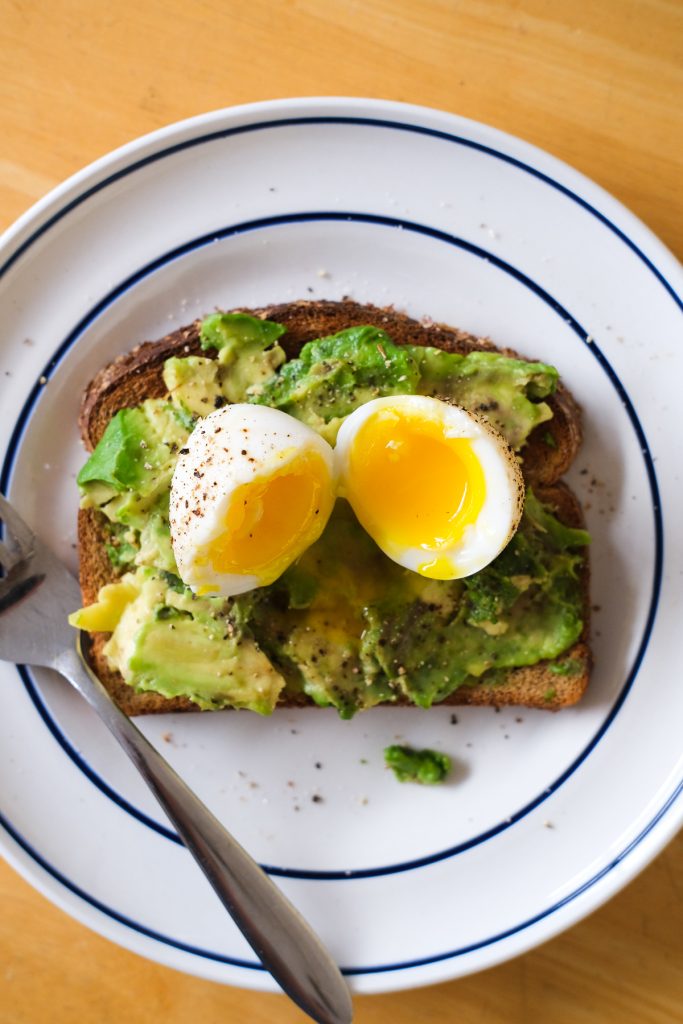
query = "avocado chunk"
xmin=253 ymin=326 xmax=421 ymax=443
xmin=414 ymin=348 xmax=558 ymax=449
xmin=74 ymin=568 xmax=285 ymax=713
xmin=199 ymin=312 xmax=286 ymax=403
xmin=69 ymin=576 xmax=141 ymax=632
xmin=128 ymin=617 xmax=284 ymax=713
xmin=163 ymin=355 xmax=222 ymax=419
xmin=281 ymin=616 xmax=395 ymax=719
xmin=78 ymin=399 xmax=190 ymax=531
xmin=384 ymin=745 xmax=452 ymax=784
xmin=103 ymin=522 xmax=138 ymax=571
xmin=137 ymin=511 xmax=177 ymax=574
xmin=99 ymin=498 xmax=176 ymax=576
xmin=200 ymin=311 xmax=286 ymax=355
xmin=77 ymin=407 xmax=154 ymax=494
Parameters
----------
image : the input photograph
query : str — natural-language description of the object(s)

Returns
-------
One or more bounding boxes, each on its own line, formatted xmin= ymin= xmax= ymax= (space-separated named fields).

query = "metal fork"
xmin=0 ymin=492 xmax=352 ymax=1024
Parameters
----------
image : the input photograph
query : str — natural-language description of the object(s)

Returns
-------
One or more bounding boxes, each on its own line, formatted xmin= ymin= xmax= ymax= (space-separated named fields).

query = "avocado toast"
xmin=74 ymin=300 xmax=591 ymax=716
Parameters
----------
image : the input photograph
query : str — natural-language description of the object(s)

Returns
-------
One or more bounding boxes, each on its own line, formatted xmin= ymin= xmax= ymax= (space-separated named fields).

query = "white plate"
xmin=0 ymin=98 xmax=681 ymax=994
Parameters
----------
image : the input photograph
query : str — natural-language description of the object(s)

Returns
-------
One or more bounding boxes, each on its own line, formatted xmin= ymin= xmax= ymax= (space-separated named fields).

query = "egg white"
xmin=169 ymin=404 xmax=335 ymax=597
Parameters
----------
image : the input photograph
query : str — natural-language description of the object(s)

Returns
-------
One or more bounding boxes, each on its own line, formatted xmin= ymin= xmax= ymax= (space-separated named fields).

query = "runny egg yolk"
xmin=201 ymin=450 xmax=334 ymax=585
xmin=344 ymin=409 xmax=486 ymax=579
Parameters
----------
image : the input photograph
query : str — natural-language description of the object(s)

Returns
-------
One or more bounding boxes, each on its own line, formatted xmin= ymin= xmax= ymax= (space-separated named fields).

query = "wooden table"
xmin=2 ymin=2 xmax=681 ymax=1021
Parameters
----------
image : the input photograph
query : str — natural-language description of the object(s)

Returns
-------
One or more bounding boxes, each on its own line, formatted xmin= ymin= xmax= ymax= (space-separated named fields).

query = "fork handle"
xmin=56 ymin=644 xmax=352 ymax=1024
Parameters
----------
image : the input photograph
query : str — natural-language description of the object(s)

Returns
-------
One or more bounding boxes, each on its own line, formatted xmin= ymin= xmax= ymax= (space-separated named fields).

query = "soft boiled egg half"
xmin=334 ymin=395 xmax=524 ymax=580
xmin=170 ymin=404 xmax=336 ymax=597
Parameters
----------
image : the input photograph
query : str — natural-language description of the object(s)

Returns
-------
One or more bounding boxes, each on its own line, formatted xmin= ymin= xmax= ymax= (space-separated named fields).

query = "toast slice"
xmin=77 ymin=301 xmax=589 ymax=714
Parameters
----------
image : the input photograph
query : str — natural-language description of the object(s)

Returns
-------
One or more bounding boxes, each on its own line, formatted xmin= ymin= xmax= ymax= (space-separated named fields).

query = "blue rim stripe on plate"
xmin=0 ymin=109 xmax=678 ymax=973
xmin=1 ymin=115 xmax=681 ymax=316
xmin=2 ymin=774 xmax=681 ymax=975
xmin=1 ymin=210 xmax=664 ymax=882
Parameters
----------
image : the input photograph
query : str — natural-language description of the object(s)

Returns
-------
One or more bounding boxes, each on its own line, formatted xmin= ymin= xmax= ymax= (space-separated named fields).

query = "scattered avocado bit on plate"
xmin=384 ymin=745 xmax=452 ymax=784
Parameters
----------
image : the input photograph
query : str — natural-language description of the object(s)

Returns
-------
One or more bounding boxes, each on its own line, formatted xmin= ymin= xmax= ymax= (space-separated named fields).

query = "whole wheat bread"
xmin=77 ymin=300 xmax=590 ymax=714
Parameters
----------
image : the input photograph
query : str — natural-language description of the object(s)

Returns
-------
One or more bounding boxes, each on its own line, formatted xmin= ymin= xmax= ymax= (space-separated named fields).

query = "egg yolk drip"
xmin=203 ymin=451 xmax=334 ymax=585
xmin=344 ymin=409 xmax=486 ymax=579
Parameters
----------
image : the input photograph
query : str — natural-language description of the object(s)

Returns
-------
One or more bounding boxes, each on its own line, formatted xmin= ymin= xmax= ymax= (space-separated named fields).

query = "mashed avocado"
xmin=234 ymin=496 xmax=588 ymax=716
xmin=74 ymin=313 xmax=588 ymax=716
xmin=253 ymin=325 xmax=557 ymax=447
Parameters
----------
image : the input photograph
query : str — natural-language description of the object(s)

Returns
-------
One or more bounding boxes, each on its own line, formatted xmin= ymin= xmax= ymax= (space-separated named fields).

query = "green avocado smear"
xmin=73 ymin=312 xmax=588 ymax=717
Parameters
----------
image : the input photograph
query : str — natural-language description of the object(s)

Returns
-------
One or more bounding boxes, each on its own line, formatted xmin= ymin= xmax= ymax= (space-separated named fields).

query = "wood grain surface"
xmin=1 ymin=1 xmax=682 ymax=1022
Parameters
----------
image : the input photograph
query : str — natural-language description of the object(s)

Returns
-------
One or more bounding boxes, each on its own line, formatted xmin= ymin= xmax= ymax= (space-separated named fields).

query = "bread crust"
xmin=77 ymin=301 xmax=589 ymax=714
